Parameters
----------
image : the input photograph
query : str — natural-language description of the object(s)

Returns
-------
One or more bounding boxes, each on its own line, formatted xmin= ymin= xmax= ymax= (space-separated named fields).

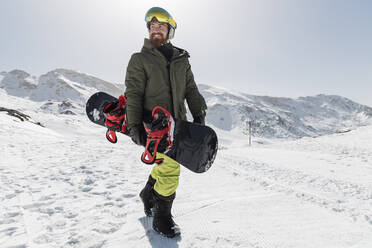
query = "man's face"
xmin=149 ymin=21 xmax=168 ymax=47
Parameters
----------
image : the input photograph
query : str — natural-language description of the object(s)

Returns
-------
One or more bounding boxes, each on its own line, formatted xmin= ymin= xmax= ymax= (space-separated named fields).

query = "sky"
xmin=1 ymin=0 xmax=372 ymax=106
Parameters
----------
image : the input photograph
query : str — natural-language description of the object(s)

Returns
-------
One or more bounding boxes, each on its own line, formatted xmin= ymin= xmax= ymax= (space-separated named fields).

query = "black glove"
xmin=193 ymin=110 xmax=206 ymax=125
xmin=129 ymin=125 xmax=147 ymax=146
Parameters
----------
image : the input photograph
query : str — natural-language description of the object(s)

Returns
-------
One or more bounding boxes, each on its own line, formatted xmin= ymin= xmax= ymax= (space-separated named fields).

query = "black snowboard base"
xmin=86 ymin=92 xmax=118 ymax=126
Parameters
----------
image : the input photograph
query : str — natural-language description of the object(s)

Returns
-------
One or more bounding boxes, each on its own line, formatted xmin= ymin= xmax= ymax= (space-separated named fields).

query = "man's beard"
xmin=150 ymin=33 xmax=168 ymax=47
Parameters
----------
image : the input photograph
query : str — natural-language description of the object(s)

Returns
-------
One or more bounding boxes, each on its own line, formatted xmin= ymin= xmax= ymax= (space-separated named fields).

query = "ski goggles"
xmin=145 ymin=7 xmax=177 ymax=29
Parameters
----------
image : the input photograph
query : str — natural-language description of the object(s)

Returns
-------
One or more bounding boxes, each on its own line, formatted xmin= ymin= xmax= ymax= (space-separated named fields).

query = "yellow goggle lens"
xmin=145 ymin=7 xmax=177 ymax=29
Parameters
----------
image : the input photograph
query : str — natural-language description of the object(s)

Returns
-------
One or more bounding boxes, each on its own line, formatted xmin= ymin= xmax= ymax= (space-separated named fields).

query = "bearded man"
xmin=124 ymin=7 xmax=207 ymax=238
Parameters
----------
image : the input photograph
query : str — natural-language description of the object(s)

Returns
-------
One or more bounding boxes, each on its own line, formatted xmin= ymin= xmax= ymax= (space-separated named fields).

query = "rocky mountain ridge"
xmin=1 ymin=69 xmax=371 ymax=138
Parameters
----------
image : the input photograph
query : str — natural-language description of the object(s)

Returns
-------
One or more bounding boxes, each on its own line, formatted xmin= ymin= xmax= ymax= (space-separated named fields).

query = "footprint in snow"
xmin=64 ymin=212 xmax=79 ymax=219
xmin=105 ymin=184 xmax=116 ymax=189
xmin=5 ymin=193 xmax=17 ymax=199
xmin=83 ymin=178 xmax=95 ymax=185
xmin=0 ymin=226 xmax=18 ymax=236
xmin=122 ymin=194 xmax=136 ymax=198
xmin=80 ymin=186 xmax=93 ymax=192
xmin=4 ymin=212 xmax=21 ymax=218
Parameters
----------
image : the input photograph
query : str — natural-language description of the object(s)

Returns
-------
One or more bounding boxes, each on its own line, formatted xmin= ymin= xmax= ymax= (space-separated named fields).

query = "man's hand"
xmin=129 ymin=125 xmax=147 ymax=146
xmin=193 ymin=110 xmax=206 ymax=125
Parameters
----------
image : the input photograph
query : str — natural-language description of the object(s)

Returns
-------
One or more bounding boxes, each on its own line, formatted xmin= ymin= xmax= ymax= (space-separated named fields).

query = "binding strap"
xmin=106 ymin=130 xmax=118 ymax=143
xmin=102 ymin=95 xmax=127 ymax=143
xmin=141 ymin=106 xmax=174 ymax=165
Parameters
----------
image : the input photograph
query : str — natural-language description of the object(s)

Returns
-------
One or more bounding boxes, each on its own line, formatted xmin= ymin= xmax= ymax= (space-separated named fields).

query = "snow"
xmin=1 ymin=69 xmax=372 ymax=247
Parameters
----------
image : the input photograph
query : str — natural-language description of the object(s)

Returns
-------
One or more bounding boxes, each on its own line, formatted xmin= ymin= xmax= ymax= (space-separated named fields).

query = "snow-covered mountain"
xmin=200 ymin=85 xmax=372 ymax=138
xmin=1 ymin=69 xmax=123 ymax=116
xmin=0 ymin=69 xmax=122 ymax=102
xmin=1 ymin=69 xmax=371 ymax=138
xmin=0 ymin=70 xmax=38 ymax=98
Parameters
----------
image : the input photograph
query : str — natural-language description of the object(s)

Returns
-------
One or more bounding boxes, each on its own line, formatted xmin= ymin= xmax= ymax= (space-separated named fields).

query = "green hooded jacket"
xmin=124 ymin=38 xmax=207 ymax=129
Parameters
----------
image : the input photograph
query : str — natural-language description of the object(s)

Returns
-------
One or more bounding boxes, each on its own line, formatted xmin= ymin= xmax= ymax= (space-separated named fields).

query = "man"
xmin=124 ymin=7 xmax=207 ymax=238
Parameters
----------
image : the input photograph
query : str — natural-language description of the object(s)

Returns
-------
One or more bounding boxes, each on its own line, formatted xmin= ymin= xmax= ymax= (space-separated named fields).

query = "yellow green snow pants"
xmin=150 ymin=153 xmax=180 ymax=197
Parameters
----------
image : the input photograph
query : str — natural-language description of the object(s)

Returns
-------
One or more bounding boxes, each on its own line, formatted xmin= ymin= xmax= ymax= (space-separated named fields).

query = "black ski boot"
xmin=139 ymin=175 xmax=156 ymax=217
xmin=152 ymin=192 xmax=180 ymax=238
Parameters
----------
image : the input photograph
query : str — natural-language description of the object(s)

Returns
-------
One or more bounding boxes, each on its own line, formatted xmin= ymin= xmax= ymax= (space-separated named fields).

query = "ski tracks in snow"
xmin=2 ymin=113 xmax=372 ymax=247
xmin=0 ymin=124 xmax=149 ymax=247
xmin=216 ymin=135 xmax=372 ymax=247
xmin=220 ymin=153 xmax=372 ymax=226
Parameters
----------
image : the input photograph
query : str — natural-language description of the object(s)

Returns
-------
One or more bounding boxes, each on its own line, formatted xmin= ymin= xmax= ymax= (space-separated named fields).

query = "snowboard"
xmin=86 ymin=92 xmax=218 ymax=173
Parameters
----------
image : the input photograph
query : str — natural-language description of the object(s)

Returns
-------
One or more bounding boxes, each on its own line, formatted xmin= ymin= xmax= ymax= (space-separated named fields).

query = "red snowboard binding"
xmin=141 ymin=106 xmax=175 ymax=165
xmin=102 ymin=94 xmax=128 ymax=143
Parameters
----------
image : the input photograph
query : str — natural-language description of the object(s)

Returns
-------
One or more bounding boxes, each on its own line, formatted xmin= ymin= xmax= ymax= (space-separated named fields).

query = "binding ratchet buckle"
xmin=141 ymin=106 xmax=174 ymax=164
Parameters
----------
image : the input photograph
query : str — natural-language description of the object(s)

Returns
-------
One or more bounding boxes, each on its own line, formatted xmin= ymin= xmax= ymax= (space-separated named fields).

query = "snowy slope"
xmin=1 ymin=89 xmax=372 ymax=248
xmin=1 ymin=69 xmax=372 ymax=247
